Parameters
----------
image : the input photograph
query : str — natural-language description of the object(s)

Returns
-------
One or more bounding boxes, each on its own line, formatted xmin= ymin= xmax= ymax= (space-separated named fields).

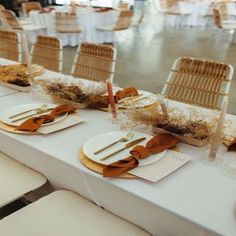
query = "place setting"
xmin=0 ymin=103 xmax=84 ymax=135
xmin=79 ymin=131 xmax=192 ymax=182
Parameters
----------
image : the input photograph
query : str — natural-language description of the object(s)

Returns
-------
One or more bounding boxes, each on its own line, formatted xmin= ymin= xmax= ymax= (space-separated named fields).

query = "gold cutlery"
xmin=9 ymin=104 xmax=48 ymax=119
xmin=100 ymin=137 xmax=146 ymax=161
xmin=120 ymin=96 xmax=148 ymax=106
xmin=11 ymin=108 xmax=53 ymax=123
xmin=117 ymin=94 xmax=143 ymax=104
xmin=94 ymin=132 xmax=134 ymax=155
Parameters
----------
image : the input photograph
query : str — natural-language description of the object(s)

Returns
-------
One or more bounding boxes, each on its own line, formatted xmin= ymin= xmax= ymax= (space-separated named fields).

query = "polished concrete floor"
xmin=62 ymin=12 xmax=236 ymax=115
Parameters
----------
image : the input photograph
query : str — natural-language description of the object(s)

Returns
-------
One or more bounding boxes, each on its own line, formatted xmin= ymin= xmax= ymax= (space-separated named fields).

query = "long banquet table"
xmin=0 ymin=58 xmax=236 ymax=236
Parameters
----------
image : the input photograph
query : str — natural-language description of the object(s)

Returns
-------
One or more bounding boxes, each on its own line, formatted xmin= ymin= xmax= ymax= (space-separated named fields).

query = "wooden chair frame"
xmin=30 ymin=35 xmax=63 ymax=73
xmin=55 ymin=12 xmax=82 ymax=33
xmin=71 ymin=43 xmax=116 ymax=82
xmin=22 ymin=1 xmax=42 ymax=17
xmin=161 ymin=57 xmax=234 ymax=110
xmin=0 ymin=29 xmax=22 ymax=62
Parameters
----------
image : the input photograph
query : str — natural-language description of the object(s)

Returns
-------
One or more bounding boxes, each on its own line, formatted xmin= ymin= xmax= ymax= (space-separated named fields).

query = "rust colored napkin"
xmin=115 ymin=87 xmax=139 ymax=101
xmin=16 ymin=104 xmax=77 ymax=132
xmin=103 ymin=133 xmax=179 ymax=177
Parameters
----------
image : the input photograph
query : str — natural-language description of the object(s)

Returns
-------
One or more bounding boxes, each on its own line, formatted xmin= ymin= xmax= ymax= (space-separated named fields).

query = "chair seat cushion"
xmin=0 ymin=152 xmax=46 ymax=207
xmin=0 ymin=190 xmax=150 ymax=236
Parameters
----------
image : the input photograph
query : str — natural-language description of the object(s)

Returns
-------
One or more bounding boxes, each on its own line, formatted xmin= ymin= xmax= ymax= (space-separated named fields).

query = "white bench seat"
xmin=0 ymin=190 xmax=150 ymax=236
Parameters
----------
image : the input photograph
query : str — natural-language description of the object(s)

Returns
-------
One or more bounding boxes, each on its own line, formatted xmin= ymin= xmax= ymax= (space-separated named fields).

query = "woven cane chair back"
xmin=22 ymin=2 xmax=42 ymax=16
xmin=0 ymin=29 xmax=22 ymax=62
xmin=114 ymin=10 xmax=134 ymax=30
xmin=55 ymin=12 xmax=81 ymax=33
xmin=162 ymin=57 xmax=234 ymax=110
xmin=71 ymin=43 xmax=116 ymax=82
xmin=0 ymin=10 xmax=23 ymax=30
xmin=31 ymin=35 xmax=63 ymax=72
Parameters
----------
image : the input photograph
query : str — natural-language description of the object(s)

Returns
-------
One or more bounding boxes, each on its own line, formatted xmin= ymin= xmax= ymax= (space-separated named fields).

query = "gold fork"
xmin=9 ymin=104 xmax=48 ymax=119
xmin=93 ymin=132 xmax=134 ymax=155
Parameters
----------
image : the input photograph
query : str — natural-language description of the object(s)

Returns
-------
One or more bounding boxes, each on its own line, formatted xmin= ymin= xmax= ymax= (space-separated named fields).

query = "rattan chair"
xmin=30 ymin=35 xmax=63 ymax=72
xmin=118 ymin=2 xmax=130 ymax=10
xmin=213 ymin=8 xmax=236 ymax=30
xmin=0 ymin=29 xmax=22 ymax=62
xmin=0 ymin=152 xmax=46 ymax=208
xmin=55 ymin=12 xmax=82 ymax=33
xmin=0 ymin=10 xmax=45 ymax=32
xmin=71 ymin=43 xmax=116 ymax=82
xmin=96 ymin=10 xmax=134 ymax=31
xmin=161 ymin=57 xmax=234 ymax=110
xmin=22 ymin=1 xmax=42 ymax=17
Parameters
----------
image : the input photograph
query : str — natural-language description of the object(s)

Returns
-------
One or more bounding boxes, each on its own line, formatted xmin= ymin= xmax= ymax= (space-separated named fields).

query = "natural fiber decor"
xmin=71 ymin=43 xmax=116 ymax=82
xmin=31 ymin=35 xmax=63 ymax=72
xmin=0 ymin=29 xmax=22 ymax=62
xmin=79 ymin=148 xmax=135 ymax=179
xmin=0 ymin=10 xmax=23 ymax=30
xmin=22 ymin=1 xmax=42 ymax=16
xmin=161 ymin=57 xmax=234 ymax=110
xmin=55 ymin=12 xmax=82 ymax=33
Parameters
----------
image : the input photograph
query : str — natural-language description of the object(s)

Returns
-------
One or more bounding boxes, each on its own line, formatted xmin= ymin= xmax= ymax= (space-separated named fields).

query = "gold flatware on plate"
xmin=100 ymin=137 xmax=146 ymax=161
xmin=120 ymin=96 xmax=148 ymax=106
xmin=9 ymin=104 xmax=48 ymax=119
xmin=94 ymin=132 xmax=134 ymax=155
xmin=11 ymin=108 xmax=53 ymax=123
xmin=118 ymin=94 xmax=143 ymax=104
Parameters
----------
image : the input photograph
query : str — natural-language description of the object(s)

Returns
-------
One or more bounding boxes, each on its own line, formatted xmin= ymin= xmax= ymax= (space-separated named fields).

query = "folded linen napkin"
xmin=16 ymin=104 xmax=77 ymax=132
xmin=103 ymin=133 xmax=179 ymax=177
xmin=115 ymin=87 xmax=139 ymax=101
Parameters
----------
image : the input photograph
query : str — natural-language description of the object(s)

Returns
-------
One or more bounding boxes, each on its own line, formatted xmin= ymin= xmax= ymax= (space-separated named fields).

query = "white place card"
xmin=38 ymin=113 xmax=85 ymax=134
xmin=128 ymin=150 xmax=191 ymax=182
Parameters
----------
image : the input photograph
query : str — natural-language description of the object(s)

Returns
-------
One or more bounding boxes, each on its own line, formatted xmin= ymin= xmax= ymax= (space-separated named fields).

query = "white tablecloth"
xmin=29 ymin=7 xmax=117 ymax=46
xmin=0 ymin=58 xmax=235 ymax=236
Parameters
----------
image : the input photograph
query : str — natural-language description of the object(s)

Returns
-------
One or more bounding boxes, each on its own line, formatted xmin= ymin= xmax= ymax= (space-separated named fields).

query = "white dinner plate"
xmin=118 ymin=90 xmax=158 ymax=109
xmin=0 ymin=103 xmax=68 ymax=127
xmin=83 ymin=131 xmax=166 ymax=166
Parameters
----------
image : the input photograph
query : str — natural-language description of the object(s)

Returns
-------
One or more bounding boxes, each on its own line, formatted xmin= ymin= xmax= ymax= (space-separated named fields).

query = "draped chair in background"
xmin=22 ymin=1 xmax=43 ymax=17
xmin=96 ymin=10 xmax=134 ymax=31
xmin=0 ymin=9 xmax=46 ymax=33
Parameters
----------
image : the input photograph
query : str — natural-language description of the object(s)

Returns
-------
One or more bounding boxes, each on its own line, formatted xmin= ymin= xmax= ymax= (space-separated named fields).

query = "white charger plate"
xmin=118 ymin=90 xmax=158 ymax=109
xmin=83 ymin=131 xmax=166 ymax=166
xmin=0 ymin=103 xmax=67 ymax=127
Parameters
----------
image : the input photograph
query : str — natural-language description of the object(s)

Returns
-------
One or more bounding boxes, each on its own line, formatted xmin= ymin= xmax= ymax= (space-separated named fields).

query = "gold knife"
xmin=11 ymin=108 xmax=53 ymax=123
xmin=100 ymin=137 xmax=146 ymax=161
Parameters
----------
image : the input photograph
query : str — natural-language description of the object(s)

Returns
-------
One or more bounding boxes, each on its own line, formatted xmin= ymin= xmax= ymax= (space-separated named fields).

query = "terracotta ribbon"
xmin=115 ymin=87 xmax=139 ymax=101
xmin=103 ymin=133 xmax=179 ymax=177
xmin=16 ymin=104 xmax=77 ymax=132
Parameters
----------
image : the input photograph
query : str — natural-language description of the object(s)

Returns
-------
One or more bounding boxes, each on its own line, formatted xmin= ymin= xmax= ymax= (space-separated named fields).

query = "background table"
xmin=29 ymin=7 xmax=117 ymax=46
xmin=0 ymin=58 xmax=235 ymax=236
